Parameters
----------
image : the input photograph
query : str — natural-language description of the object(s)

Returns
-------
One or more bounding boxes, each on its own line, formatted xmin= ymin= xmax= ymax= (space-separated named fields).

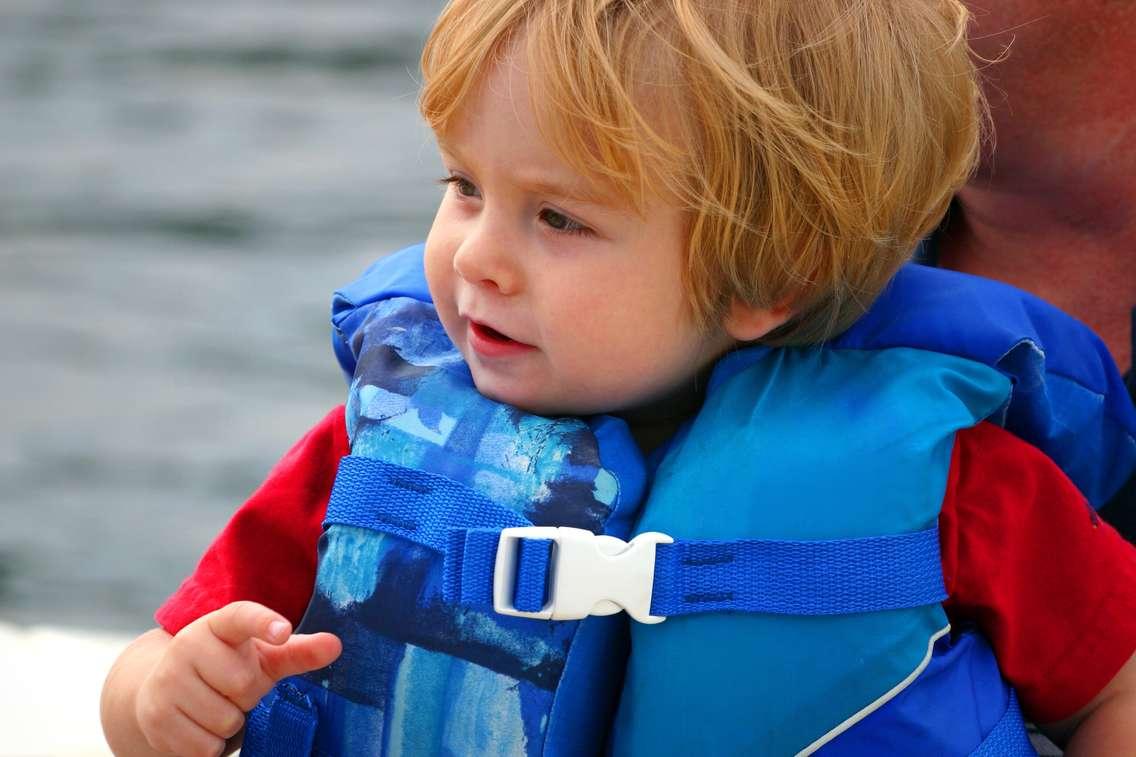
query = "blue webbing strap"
xmin=440 ymin=527 xmax=551 ymax=610
xmin=969 ymin=690 xmax=1038 ymax=756
xmin=650 ymin=528 xmax=947 ymax=616
xmin=242 ymin=680 xmax=317 ymax=757
xmin=514 ymin=537 xmax=553 ymax=612
xmin=325 ymin=456 xmax=542 ymax=608
xmin=326 ymin=456 xmax=945 ymax=618
xmin=325 ymin=456 xmax=530 ymax=552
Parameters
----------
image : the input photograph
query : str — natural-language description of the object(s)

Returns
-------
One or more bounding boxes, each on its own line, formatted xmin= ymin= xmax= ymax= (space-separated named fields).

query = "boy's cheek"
xmin=423 ymin=239 xmax=454 ymax=304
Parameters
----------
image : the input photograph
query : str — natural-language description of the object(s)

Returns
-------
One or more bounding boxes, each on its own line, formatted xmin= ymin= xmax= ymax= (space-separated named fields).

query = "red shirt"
xmin=156 ymin=406 xmax=1136 ymax=724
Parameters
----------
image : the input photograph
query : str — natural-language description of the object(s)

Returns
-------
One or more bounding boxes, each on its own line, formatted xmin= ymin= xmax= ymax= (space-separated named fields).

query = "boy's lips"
xmin=467 ymin=319 xmax=536 ymax=358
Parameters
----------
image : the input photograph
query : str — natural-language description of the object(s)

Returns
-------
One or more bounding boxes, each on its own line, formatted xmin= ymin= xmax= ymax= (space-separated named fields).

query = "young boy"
xmin=102 ymin=0 xmax=1136 ymax=754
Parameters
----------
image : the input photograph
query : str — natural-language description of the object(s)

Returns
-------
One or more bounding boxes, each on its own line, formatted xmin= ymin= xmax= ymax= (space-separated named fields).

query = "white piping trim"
xmin=795 ymin=624 xmax=951 ymax=756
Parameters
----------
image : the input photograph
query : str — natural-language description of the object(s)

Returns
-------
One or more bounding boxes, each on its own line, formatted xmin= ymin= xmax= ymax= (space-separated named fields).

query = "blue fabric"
xmin=331 ymin=243 xmax=430 ymax=382
xmin=971 ymin=691 xmax=1036 ymax=757
xmin=613 ymin=346 xmax=1011 ymax=756
xmin=834 ymin=263 xmax=1136 ymax=507
xmin=588 ymin=414 xmax=647 ymax=541
xmin=818 ymin=631 xmax=1036 ymax=756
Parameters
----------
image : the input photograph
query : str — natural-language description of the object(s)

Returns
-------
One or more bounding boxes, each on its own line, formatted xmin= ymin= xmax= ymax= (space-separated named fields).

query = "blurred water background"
xmin=2 ymin=0 xmax=446 ymax=632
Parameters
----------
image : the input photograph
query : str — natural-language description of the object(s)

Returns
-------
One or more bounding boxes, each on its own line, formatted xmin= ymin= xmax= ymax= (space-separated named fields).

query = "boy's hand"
xmin=134 ymin=600 xmax=341 ymax=757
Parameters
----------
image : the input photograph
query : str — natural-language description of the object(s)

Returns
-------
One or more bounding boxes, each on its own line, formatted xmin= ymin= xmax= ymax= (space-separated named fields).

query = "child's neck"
xmin=621 ymin=363 xmax=718 ymax=458
xmin=627 ymin=415 xmax=689 ymax=460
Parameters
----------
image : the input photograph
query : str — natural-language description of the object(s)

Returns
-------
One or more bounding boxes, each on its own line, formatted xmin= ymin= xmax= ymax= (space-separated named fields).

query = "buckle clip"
xmin=492 ymin=527 xmax=674 ymax=624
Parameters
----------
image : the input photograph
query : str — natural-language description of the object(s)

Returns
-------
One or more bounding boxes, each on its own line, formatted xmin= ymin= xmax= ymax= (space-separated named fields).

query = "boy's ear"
xmin=723 ymin=298 xmax=793 ymax=342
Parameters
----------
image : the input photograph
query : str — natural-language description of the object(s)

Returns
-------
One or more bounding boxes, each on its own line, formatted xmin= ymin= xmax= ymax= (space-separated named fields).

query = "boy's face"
xmin=423 ymin=56 xmax=735 ymax=417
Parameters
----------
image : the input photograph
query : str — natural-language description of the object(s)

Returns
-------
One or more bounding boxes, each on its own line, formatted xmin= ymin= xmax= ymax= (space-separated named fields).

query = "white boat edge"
xmin=0 ymin=621 xmax=136 ymax=757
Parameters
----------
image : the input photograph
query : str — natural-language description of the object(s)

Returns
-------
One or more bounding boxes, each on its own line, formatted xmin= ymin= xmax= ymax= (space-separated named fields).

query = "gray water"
xmin=1 ymin=0 xmax=448 ymax=632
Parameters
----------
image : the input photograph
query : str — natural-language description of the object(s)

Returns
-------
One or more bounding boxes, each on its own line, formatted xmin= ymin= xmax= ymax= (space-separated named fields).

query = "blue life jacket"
xmin=243 ymin=243 xmax=1136 ymax=756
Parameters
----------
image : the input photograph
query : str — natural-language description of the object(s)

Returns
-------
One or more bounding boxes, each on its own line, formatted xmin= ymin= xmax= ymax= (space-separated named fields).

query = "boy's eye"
xmin=539 ymin=208 xmax=590 ymax=236
xmin=438 ymin=174 xmax=480 ymax=198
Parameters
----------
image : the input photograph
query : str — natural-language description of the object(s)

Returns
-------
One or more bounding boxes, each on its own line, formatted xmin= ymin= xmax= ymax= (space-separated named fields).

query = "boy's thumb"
xmin=257 ymin=631 xmax=342 ymax=682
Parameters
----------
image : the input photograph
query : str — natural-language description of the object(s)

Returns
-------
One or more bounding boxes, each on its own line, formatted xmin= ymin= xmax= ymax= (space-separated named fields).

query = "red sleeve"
xmin=155 ymin=406 xmax=350 ymax=635
xmin=940 ymin=421 xmax=1136 ymax=723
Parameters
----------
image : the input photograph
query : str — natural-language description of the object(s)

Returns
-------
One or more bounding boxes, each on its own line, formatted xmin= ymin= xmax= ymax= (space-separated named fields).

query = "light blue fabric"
xmin=613 ymin=347 xmax=1011 ymax=756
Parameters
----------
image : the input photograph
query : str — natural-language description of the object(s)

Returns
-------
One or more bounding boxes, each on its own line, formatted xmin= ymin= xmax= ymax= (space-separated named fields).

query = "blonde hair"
xmin=420 ymin=0 xmax=984 ymax=344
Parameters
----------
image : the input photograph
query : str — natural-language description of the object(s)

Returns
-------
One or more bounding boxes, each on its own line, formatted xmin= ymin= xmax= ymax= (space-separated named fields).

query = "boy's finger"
xmin=150 ymin=706 xmax=225 ymax=757
xmin=257 ymin=632 xmax=343 ymax=682
xmin=206 ymin=600 xmax=291 ymax=648
xmin=192 ymin=640 xmax=275 ymax=711
xmin=178 ymin=672 xmax=248 ymax=741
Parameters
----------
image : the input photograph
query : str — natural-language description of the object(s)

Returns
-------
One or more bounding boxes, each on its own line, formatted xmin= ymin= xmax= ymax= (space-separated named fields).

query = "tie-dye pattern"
xmin=289 ymin=297 xmax=636 ymax=755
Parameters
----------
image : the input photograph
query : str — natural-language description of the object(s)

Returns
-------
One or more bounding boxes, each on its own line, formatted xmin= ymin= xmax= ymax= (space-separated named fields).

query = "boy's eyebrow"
xmin=520 ymin=175 xmax=615 ymax=208
xmin=437 ymin=140 xmax=619 ymax=209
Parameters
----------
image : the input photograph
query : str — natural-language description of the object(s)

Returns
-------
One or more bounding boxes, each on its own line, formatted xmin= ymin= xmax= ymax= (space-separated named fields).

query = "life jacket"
xmin=243 ymin=243 xmax=1136 ymax=756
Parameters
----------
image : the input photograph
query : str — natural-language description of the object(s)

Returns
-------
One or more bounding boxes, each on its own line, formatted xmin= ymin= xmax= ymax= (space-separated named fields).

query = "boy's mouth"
xmin=468 ymin=320 xmax=536 ymax=357
xmin=472 ymin=321 xmax=514 ymax=343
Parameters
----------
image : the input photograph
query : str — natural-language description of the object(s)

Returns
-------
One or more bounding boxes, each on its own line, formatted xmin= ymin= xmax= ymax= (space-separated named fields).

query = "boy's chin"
xmin=477 ymin=385 xmax=563 ymax=416
xmin=472 ymin=379 xmax=593 ymax=418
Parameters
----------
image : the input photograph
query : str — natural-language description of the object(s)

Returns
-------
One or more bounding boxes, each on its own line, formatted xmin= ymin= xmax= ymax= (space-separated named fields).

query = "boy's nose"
xmin=452 ymin=235 xmax=521 ymax=296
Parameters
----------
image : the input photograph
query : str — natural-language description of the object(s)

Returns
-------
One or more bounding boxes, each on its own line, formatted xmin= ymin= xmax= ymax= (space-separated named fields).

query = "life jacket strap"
xmin=324 ymin=455 xmax=529 ymax=552
xmin=970 ymin=689 xmax=1037 ymax=756
xmin=242 ymin=679 xmax=317 ymax=757
xmin=326 ymin=456 xmax=947 ymax=622
xmin=650 ymin=530 xmax=947 ymax=617
xmin=480 ymin=526 xmax=947 ymax=621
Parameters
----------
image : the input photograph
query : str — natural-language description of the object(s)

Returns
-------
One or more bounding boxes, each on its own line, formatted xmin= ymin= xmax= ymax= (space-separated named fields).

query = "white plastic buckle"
xmin=492 ymin=526 xmax=674 ymax=625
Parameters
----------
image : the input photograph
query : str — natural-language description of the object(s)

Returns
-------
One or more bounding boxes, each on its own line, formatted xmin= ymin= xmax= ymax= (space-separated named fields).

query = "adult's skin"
xmin=942 ymin=1 xmax=1134 ymax=373
xmin=940 ymin=0 xmax=1136 ymax=531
